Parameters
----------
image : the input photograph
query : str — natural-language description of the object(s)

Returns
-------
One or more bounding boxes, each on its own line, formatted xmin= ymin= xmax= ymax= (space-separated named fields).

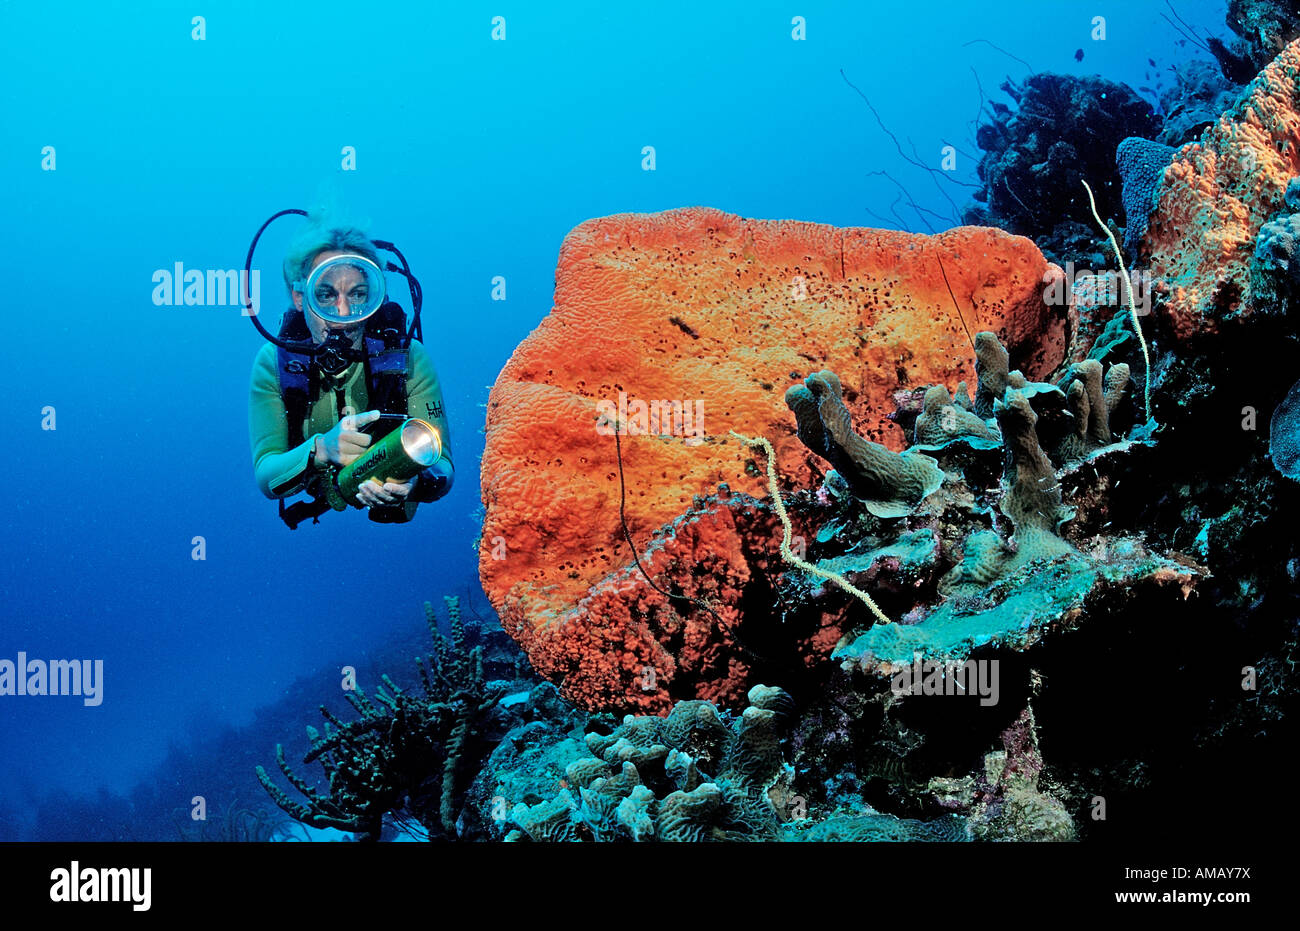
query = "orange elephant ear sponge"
xmin=479 ymin=206 xmax=1065 ymax=714
xmin=1143 ymin=37 xmax=1300 ymax=341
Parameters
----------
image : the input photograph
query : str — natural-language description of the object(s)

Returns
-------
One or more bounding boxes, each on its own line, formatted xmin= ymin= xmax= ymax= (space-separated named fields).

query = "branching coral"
xmin=171 ymin=794 xmax=286 ymax=843
xmin=256 ymin=596 xmax=503 ymax=841
xmin=963 ymin=72 xmax=1157 ymax=264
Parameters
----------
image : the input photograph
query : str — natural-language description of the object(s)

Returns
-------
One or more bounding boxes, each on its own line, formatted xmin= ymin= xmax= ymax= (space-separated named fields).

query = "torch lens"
xmin=401 ymin=419 xmax=441 ymax=467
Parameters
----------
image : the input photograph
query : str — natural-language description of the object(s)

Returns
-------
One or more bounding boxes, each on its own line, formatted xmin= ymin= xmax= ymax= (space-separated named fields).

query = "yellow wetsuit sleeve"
xmin=248 ymin=343 xmax=317 ymax=499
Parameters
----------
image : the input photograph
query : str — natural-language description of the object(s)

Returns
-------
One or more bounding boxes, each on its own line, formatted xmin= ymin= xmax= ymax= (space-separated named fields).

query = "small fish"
xmin=1074 ymin=48 xmax=1084 ymax=62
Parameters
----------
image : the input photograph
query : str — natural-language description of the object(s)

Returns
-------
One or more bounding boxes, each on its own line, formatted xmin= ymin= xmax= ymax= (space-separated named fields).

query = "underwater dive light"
xmin=332 ymin=417 xmax=442 ymax=508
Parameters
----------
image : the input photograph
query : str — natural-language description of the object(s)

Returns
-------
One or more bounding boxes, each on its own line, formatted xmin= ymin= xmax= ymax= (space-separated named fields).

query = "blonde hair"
xmin=281 ymin=207 xmax=383 ymax=297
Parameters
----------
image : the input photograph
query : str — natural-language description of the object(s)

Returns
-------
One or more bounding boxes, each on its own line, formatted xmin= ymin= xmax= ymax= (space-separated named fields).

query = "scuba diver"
xmin=246 ymin=209 xmax=454 ymax=528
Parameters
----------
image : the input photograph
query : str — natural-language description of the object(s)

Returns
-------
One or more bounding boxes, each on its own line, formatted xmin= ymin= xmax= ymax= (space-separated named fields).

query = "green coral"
xmin=500 ymin=685 xmax=964 ymax=842
xmin=256 ymin=596 xmax=502 ymax=841
xmin=797 ymin=811 xmax=970 ymax=842
xmin=973 ymin=331 xmax=1011 ymax=418
xmin=1057 ymin=358 xmax=1131 ymax=462
xmin=995 ymin=382 xmax=1073 ymax=543
xmin=846 ymin=541 xmax=1179 ymax=667
xmin=786 ymin=370 xmax=944 ymax=518
xmin=832 ymin=333 xmax=1199 ymax=674
xmin=938 ymin=530 xmax=1008 ymax=593
xmin=914 ymin=384 xmax=1000 ymax=449
xmin=507 ymin=685 xmax=792 ymax=842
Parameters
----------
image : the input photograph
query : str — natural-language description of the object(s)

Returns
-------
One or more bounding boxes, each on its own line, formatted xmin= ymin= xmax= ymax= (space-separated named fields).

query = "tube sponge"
xmin=995 ymin=387 xmax=1069 ymax=537
xmin=787 ymin=370 xmax=944 ymax=518
xmin=974 ymin=331 xmax=1011 ymax=418
xmin=915 ymin=385 xmax=1000 ymax=448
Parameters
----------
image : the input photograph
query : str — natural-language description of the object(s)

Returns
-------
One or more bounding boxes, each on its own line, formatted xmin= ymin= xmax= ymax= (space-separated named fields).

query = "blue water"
xmin=0 ymin=0 xmax=1228 ymax=838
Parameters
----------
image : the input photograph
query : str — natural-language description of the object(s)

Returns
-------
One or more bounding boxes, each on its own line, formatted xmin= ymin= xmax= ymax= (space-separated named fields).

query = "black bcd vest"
xmin=276 ymin=301 xmax=411 ymax=446
xmin=273 ymin=302 xmax=412 ymax=528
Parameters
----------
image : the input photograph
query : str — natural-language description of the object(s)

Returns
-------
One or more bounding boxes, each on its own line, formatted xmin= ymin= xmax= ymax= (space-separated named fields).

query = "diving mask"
xmin=295 ymin=254 xmax=387 ymax=327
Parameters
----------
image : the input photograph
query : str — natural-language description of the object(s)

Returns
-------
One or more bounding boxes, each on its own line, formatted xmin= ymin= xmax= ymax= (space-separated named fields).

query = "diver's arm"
xmin=405 ymin=340 xmax=454 ymax=504
xmin=411 ymin=457 xmax=454 ymax=503
xmin=248 ymin=344 xmax=319 ymax=498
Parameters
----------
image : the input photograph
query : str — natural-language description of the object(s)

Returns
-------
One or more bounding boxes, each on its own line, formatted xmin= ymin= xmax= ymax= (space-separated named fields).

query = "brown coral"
xmin=914 ymin=384 xmax=1000 ymax=447
xmin=1058 ymin=359 xmax=1131 ymax=460
xmin=788 ymin=369 xmax=945 ymax=517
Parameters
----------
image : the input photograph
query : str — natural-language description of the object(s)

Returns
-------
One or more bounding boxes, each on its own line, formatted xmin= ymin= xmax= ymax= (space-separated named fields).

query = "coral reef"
xmin=732 ymin=318 xmax=1190 ymax=686
xmin=832 ymin=335 xmax=1196 ymax=672
xmin=1156 ymin=60 xmax=1241 ymax=146
xmin=1227 ymin=0 xmax=1300 ymax=73
xmin=961 ymin=707 xmax=1076 ymax=842
xmin=1250 ymin=177 xmax=1300 ymax=308
xmin=32 ymin=10 xmax=1300 ymax=853
xmin=963 ymin=73 xmax=1158 ymax=265
xmin=455 ymin=36 xmax=1300 ymax=846
xmin=1271 ymin=376 xmax=1300 ymax=479
xmin=171 ymin=793 xmax=288 ymax=843
xmin=480 ymin=684 xmax=965 ymax=842
xmin=256 ymin=597 xmax=503 ymax=841
xmin=502 ymin=685 xmax=792 ymax=842
xmin=481 ymin=208 xmax=1066 ymax=713
xmin=796 ymin=810 xmax=969 ymax=841
xmin=1142 ymin=37 xmax=1300 ymax=341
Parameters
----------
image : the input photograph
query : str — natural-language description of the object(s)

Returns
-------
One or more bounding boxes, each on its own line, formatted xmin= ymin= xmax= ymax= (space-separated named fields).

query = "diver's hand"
xmin=355 ymin=475 xmax=416 ymax=508
xmin=320 ymin=410 xmax=380 ymax=466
